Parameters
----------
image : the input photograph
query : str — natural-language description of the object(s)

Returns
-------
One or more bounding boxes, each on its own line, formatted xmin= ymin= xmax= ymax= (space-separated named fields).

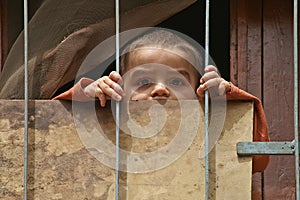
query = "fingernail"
xmin=116 ymin=95 xmax=122 ymax=101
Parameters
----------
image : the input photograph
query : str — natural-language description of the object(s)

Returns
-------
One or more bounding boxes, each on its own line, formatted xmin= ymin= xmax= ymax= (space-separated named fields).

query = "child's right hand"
xmin=83 ymin=71 xmax=125 ymax=107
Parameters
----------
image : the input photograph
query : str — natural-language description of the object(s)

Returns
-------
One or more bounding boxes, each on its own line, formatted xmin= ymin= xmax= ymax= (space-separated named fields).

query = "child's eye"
xmin=169 ymin=78 xmax=186 ymax=86
xmin=137 ymin=78 xmax=152 ymax=86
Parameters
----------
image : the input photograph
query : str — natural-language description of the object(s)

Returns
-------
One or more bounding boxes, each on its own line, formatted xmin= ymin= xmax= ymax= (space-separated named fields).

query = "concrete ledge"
xmin=0 ymin=100 xmax=253 ymax=199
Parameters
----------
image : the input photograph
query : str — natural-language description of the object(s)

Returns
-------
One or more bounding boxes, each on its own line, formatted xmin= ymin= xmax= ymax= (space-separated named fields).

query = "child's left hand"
xmin=196 ymin=65 xmax=231 ymax=98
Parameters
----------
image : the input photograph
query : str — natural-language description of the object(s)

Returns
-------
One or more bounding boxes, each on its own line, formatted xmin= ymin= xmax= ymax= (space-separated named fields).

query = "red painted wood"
xmin=233 ymin=0 xmax=263 ymax=97
xmin=236 ymin=0 xmax=248 ymax=90
xmin=244 ymin=0 xmax=262 ymax=100
xmin=230 ymin=0 xmax=263 ymax=198
xmin=230 ymin=0 xmax=238 ymax=86
xmin=252 ymin=173 xmax=263 ymax=200
xmin=263 ymin=0 xmax=296 ymax=199
xmin=230 ymin=0 xmax=297 ymax=199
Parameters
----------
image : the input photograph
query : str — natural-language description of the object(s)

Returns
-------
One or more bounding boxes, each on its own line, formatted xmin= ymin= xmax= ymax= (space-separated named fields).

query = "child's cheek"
xmin=129 ymin=92 xmax=149 ymax=101
xmin=164 ymin=86 xmax=195 ymax=99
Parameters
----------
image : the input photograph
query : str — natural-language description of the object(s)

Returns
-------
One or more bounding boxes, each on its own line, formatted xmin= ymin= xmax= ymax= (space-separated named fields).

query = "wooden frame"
xmin=230 ymin=0 xmax=296 ymax=199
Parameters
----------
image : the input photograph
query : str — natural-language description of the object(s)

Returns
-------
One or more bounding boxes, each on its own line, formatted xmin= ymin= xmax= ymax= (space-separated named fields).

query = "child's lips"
xmin=151 ymin=96 xmax=169 ymax=100
xmin=151 ymin=97 xmax=169 ymax=105
xmin=151 ymin=96 xmax=168 ymax=100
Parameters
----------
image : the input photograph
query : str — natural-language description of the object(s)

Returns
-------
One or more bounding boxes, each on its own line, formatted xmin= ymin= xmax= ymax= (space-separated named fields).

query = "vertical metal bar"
xmin=23 ymin=0 xmax=29 ymax=200
xmin=115 ymin=0 xmax=120 ymax=199
xmin=294 ymin=0 xmax=300 ymax=199
xmin=205 ymin=0 xmax=210 ymax=199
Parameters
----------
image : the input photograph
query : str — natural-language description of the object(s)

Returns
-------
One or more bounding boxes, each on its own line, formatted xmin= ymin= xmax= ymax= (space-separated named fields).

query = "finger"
xmin=200 ymin=70 xmax=220 ymax=84
xmin=83 ymin=81 xmax=98 ymax=98
xmin=218 ymin=81 xmax=226 ymax=95
xmin=109 ymin=71 xmax=123 ymax=85
xmin=97 ymin=79 xmax=123 ymax=101
xmin=219 ymin=80 xmax=231 ymax=95
xmin=201 ymin=77 xmax=223 ymax=91
xmin=203 ymin=77 xmax=231 ymax=96
xmin=102 ymin=76 xmax=125 ymax=96
xmin=196 ymin=85 xmax=206 ymax=98
xmin=204 ymin=65 xmax=219 ymax=73
xmin=94 ymin=87 xmax=107 ymax=107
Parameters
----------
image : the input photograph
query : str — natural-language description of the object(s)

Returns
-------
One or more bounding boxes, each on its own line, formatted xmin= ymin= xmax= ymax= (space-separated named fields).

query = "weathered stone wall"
xmin=0 ymin=100 xmax=253 ymax=199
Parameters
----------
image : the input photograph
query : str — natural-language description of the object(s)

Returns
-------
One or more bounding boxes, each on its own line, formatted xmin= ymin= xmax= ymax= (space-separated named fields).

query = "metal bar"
xmin=23 ymin=0 xmax=29 ymax=199
xmin=205 ymin=0 xmax=210 ymax=199
xmin=115 ymin=0 xmax=120 ymax=200
xmin=237 ymin=142 xmax=295 ymax=155
xmin=293 ymin=0 xmax=300 ymax=198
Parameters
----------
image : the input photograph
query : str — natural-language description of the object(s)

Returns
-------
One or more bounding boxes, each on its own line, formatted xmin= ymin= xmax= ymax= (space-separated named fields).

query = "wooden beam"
xmin=263 ymin=0 xmax=296 ymax=199
xmin=230 ymin=0 xmax=264 ymax=199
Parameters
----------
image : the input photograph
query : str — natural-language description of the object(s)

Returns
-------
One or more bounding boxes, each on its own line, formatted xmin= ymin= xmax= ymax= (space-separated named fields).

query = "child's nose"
xmin=150 ymin=83 xmax=170 ymax=98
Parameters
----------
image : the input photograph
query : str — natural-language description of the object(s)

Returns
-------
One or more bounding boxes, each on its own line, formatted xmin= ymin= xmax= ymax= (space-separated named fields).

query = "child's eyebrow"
xmin=176 ymin=70 xmax=191 ymax=81
xmin=128 ymin=67 xmax=192 ymax=82
xmin=130 ymin=69 xmax=152 ymax=77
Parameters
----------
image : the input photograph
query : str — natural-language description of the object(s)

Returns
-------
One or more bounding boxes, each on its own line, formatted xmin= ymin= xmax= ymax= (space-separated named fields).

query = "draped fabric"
xmin=0 ymin=0 xmax=196 ymax=99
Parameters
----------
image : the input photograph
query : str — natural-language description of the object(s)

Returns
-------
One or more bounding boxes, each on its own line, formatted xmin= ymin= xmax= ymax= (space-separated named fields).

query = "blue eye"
xmin=169 ymin=78 xmax=185 ymax=86
xmin=137 ymin=78 xmax=152 ymax=86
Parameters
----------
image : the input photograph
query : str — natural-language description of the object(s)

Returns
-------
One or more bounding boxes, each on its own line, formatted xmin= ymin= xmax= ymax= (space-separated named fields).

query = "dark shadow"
xmin=52 ymin=0 xmax=230 ymax=97
xmin=159 ymin=0 xmax=230 ymax=80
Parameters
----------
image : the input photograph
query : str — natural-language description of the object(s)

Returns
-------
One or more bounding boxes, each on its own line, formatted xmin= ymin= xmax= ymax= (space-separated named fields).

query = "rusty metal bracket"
xmin=237 ymin=141 xmax=296 ymax=155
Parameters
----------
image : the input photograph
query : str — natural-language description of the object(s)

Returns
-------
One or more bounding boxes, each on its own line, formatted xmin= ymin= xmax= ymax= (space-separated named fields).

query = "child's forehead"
xmin=127 ymin=64 xmax=189 ymax=75
xmin=130 ymin=47 xmax=186 ymax=57
xmin=126 ymin=48 xmax=194 ymax=68
xmin=120 ymin=43 xmax=204 ymax=76
xmin=124 ymin=48 xmax=200 ymax=81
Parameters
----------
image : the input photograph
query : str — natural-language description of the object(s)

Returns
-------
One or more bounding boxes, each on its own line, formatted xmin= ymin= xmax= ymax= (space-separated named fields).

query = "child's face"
xmin=122 ymin=49 xmax=200 ymax=100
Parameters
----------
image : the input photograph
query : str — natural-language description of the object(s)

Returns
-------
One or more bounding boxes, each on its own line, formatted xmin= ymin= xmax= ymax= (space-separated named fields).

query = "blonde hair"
xmin=120 ymin=29 xmax=204 ymax=75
